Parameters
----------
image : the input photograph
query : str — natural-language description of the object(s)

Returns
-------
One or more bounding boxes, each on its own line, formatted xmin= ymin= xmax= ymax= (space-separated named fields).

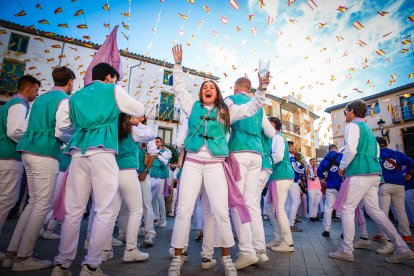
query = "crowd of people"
xmin=0 ymin=44 xmax=413 ymax=276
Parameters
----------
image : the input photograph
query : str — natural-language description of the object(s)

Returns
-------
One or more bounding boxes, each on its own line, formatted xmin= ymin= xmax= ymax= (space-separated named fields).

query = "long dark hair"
xmin=199 ymin=80 xmax=231 ymax=130
xmin=118 ymin=113 xmax=132 ymax=141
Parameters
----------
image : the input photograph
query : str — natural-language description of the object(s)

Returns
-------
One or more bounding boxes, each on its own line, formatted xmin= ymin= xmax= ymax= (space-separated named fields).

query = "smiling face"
xmin=200 ymin=81 xmax=218 ymax=105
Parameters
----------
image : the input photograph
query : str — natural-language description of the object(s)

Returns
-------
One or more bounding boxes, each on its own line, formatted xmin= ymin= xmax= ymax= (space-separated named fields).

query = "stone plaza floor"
xmin=0 ymin=215 xmax=413 ymax=275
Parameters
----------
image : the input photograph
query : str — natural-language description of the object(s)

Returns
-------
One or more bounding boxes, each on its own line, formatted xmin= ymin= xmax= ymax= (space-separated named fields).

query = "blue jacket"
xmin=317 ymin=151 xmax=343 ymax=190
xmin=380 ymin=147 xmax=414 ymax=185
xmin=290 ymin=154 xmax=305 ymax=183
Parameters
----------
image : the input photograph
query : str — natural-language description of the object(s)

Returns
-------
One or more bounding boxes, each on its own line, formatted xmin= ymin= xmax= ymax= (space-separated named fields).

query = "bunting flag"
xmin=259 ymin=0 xmax=265 ymax=8
xmin=121 ymin=12 xmax=130 ymax=17
xmin=376 ymin=49 xmax=385 ymax=56
xmin=54 ymin=7 xmax=63 ymax=14
xmin=353 ymin=21 xmax=364 ymax=30
xmin=251 ymin=26 xmax=256 ymax=36
xmin=103 ymin=23 xmax=110 ymax=28
xmin=84 ymin=25 xmax=122 ymax=85
xmin=83 ymin=35 xmax=90 ymax=40
xmin=36 ymin=4 xmax=42 ymax=9
xmin=236 ymin=26 xmax=242 ymax=32
xmin=74 ymin=9 xmax=84 ymax=16
xmin=77 ymin=24 xmax=88 ymax=29
xmin=337 ymin=6 xmax=348 ymax=13
xmin=336 ymin=35 xmax=344 ymax=41
xmin=248 ymin=14 xmax=254 ymax=21
xmin=378 ymin=11 xmax=389 ymax=16
xmin=288 ymin=0 xmax=296 ymax=6
xmin=268 ymin=16 xmax=274 ymax=25
xmin=307 ymin=0 xmax=318 ymax=10
xmin=38 ymin=19 xmax=49 ymax=24
xmin=318 ymin=22 xmax=327 ymax=28
xmin=178 ymin=13 xmax=188 ymax=20
xmin=408 ymin=15 xmax=414 ymax=22
xmin=34 ymin=37 xmax=44 ymax=42
xmin=221 ymin=16 xmax=229 ymax=24
xmin=122 ymin=22 xmax=129 ymax=29
xmin=409 ymin=73 xmax=414 ymax=79
xmin=14 ymin=10 xmax=26 ymax=17
xmin=103 ymin=3 xmax=110 ymax=11
xmin=401 ymin=48 xmax=408 ymax=53
xmin=357 ymin=39 xmax=367 ymax=47
xmin=402 ymin=39 xmax=411 ymax=45
xmin=51 ymin=44 xmax=62 ymax=48
xmin=203 ymin=4 xmax=210 ymax=13
xmin=58 ymin=23 xmax=69 ymax=28
xmin=230 ymin=0 xmax=240 ymax=11
xmin=188 ymin=0 xmax=195 ymax=3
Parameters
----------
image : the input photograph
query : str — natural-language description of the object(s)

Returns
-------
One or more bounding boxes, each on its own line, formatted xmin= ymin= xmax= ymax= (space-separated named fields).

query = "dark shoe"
xmin=322 ymin=231 xmax=330 ymax=237
xmin=290 ymin=226 xmax=303 ymax=232
xmin=295 ymin=218 xmax=302 ymax=224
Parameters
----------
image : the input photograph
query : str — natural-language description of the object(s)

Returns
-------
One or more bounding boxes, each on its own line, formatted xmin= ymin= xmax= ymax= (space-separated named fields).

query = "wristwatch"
xmin=144 ymin=169 xmax=149 ymax=174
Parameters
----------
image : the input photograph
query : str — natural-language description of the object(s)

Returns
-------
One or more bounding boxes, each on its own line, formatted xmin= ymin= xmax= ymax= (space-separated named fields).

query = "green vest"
xmin=57 ymin=150 xmax=71 ymax=172
xmin=65 ymin=82 xmax=119 ymax=154
xmin=150 ymin=149 xmax=168 ymax=178
xmin=270 ymin=132 xmax=294 ymax=181
xmin=261 ymin=131 xmax=273 ymax=170
xmin=345 ymin=121 xmax=382 ymax=177
xmin=138 ymin=147 xmax=148 ymax=174
xmin=185 ymin=102 xmax=229 ymax=157
xmin=227 ymin=94 xmax=263 ymax=155
xmin=116 ymin=133 xmax=139 ymax=170
xmin=17 ymin=90 xmax=67 ymax=158
xmin=0 ymin=97 xmax=29 ymax=160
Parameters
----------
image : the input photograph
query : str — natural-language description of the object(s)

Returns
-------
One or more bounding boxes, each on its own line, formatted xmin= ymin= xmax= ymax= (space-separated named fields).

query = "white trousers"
xmin=378 ymin=183 xmax=411 ymax=236
xmin=265 ymin=180 xmax=294 ymax=245
xmin=43 ymin=171 xmax=65 ymax=231
xmin=356 ymin=202 xmax=369 ymax=238
xmin=308 ymin=189 xmax=322 ymax=218
xmin=138 ymin=175 xmax=155 ymax=237
xmin=285 ymin=183 xmax=301 ymax=227
xmin=200 ymin=188 xmax=215 ymax=258
xmin=54 ymin=153 xmax=119 ymax=268
xmin=319 ymin=194 xmax=326 ymax=214
xmin=406 ymin=189 xmax=414 ymax=227
xmin=171 ymin=157 xmax=234 ymax=249
xmin=171 ymin=187 xmax=177 ymax=215
xmin=0 ymin=159 xmax=23 ymax=236
xmin=194 ymin=195 xmax=203 ymax=230
xmin=323 ymin=189 xmax=339 ymax=232
xmin=104 ymin=169 xmax=143 ymax=250
xmin=150 ymin=177 xmax=166 ymax=224
xmin=340 ymin=175 xmax=409 ymax=255
xmin=8 ymin=153 xmax=58 ymax=257
xmin=253 ymin=169 xmax=271 ymax=252
xmin=230 ymin=152 xmax=262 ymax=256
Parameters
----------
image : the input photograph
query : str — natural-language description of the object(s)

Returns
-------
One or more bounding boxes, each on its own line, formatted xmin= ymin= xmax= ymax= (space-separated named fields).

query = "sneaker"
xmin=385 ymin=250 xmax=414 ymax=263
xmin=168 ymin=256 xmax=183 ymax=276
xmin=322 ymin=231 xmax=330 ymax=238
xmin=11 ymin=257 xmax=53 ymax=271
xmin=376 ymin=240 xmax=394 ymax=255
xmin=117 ymin=233 xmax=126 ymax=242
xmin=79 ymin=265 xmax=107 ymax=276
xmin=158 ymin=220 xmax=167 ymax=228
xmin=51 ymin=265 xmax=72 ymax=276
xmin=123 ymin=248 xmax=149 ymax=262
xmin=295 ymin=218 xmax=302 ymax=224
xmin=266 ymin=240 xmax=280 ymax=249
xmin=168 ymin=213 xmax=175 ymax=217
xmin=373 ymin=234 xmax=383 ymax=242
xmin=168 ymin=248 xmax=189 ymax=262
xmin=271 ymin=244 xmax=295 ymax=252
xmin=353 ymin=238 xmax=372 ymax=249
xmin=201 ymin=257 xmax=217 ymax=269
xmin=222 ymin=255 xmax=237 ymax=276
xmin=402 ymin=235 xmax=413 ymax=245
xmin=101 ymin=250 xmax=114 ymax=262
xmin=143 ymin=236 xmax=154 ymax=246
xmin=111 ymin=237 xmax=123 ymax=247
xmin=328 ymin=251 xmax=355 ymax=262
xmin=42 ymin=231 xmax=61 ymax=240
xmin=84 ymin=239 xmax=89 ymax=250
xmin=154 ymin=219 xmax=159 ymax=226
xmin=195 ymin=230 xmax=203 ymax=241
xmin=290 ymin=225 xmax=303 ymax=232
xmin=256 ymin=251 xmax=269 ymax=263
xmin=234 ymin=253 xmax=258 ymax=269
xmin=2 ymin=254 xmax=15 ymax=268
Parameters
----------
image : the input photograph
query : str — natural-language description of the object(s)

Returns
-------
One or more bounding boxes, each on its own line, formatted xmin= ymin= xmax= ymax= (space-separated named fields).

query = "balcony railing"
xmin=155 ymin=104 xmax=180 ymax=122
xmin=282 ymin=120 xmax=300 ymax=135
xmin=392 ymin=103 xmax=414 ymax=124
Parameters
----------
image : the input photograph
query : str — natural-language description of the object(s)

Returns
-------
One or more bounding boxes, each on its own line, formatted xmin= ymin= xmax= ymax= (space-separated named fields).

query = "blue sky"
xmin=1 ymin=0 xmax=414 ymax=144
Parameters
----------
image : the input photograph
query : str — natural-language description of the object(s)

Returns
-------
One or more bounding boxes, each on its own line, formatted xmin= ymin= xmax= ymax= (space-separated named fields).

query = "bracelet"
xmin=175 ymin=60 xmax=182 ymax=65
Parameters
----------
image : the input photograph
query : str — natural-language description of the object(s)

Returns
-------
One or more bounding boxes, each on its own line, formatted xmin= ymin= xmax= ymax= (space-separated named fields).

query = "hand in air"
xmin=172 ymin=44 xmax=183 ymax=64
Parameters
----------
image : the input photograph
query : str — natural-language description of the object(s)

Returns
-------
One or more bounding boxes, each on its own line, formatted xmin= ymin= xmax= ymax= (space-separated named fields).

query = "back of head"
xmin=92 ymin=63 xmax=120 ymax=81
xmin=234 ymin=77 xmax=251 ymax=93
xmin=52 ymin=66 xmax=76 ymax=87
xmin=17 ymin=75 xmax=41 ymax=92
xmin=345 ymin=100 xmax=367 ymax=118
xmin=328 ymin=144 xmax=338 ymax=152
xmin=376 ymin=136 xmax=388 ymax=147
xmin=269 ymin=116 xmax=282 ymax=131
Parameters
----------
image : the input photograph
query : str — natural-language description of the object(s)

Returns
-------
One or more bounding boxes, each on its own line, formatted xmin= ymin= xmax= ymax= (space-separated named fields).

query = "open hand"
xmin=172 ymin=44 xmax=183 ymax=64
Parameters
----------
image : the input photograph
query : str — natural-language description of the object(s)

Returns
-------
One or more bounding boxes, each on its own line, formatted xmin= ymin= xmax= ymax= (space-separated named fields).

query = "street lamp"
xmin=377 ymin=118 xmax=390 ymax=143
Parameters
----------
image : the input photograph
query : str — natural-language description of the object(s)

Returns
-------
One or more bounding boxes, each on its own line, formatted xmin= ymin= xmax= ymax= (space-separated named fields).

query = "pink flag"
xmin=84 ymin=25 xmax=123 ymax=86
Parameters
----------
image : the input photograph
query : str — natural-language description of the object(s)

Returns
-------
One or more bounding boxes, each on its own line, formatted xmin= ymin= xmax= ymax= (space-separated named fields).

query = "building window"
xmin=366 ymin=101 xmax=380 ymax=116
xmin=158 ymin=127 xmax=173 ymax=145
xmin=8 ymin=33 xmax=30 ymax=53
xmin=400 ymin=93 xmax=414 ymax=121
xmin=158 ymin=92 xmax=175 ymax=120
xmin=0 ymin=59 xmax=26 ymax=96
xmin=163 ymin=70 xmax=173 ymax=86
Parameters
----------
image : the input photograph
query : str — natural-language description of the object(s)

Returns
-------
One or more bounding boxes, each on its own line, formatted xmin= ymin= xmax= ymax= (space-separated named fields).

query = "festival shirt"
xmin=379 ymin=147 xmax=414 ymax=185
xmin=317 ymin=150 xmax=343 ymax=190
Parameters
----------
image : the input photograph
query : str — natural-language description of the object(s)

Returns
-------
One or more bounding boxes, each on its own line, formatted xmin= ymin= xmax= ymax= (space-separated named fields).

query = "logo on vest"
xmin=383 ymin=159 xmax=396 ymax=170
xmin=330 ymin=165 xmax=338 ymax=172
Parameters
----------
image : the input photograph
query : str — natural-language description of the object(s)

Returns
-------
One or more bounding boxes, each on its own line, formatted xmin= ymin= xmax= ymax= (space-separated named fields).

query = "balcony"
xmin=282 ymin=120 xmax=300 ymax=135
xmin=155 ymin=104 xmax=180 ymax=123
xmin=392 ymin=104 xmax=414 ymax=124
xmin=392 ymin=105 xmax=402 ymax=124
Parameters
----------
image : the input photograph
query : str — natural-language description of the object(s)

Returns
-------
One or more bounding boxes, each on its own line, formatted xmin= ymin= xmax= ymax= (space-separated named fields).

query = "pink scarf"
xmin=52 ymin=168 xmax=70 ymax=221
xmin=267 ymin=180 xmax=279 ymax=218
xmin=333 ymin=177 xmax=365 ymax=225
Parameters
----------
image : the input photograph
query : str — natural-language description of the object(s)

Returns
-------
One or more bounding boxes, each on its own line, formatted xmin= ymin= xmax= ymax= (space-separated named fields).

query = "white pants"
xmin=323 ymin=189 xmax=339 ymax=232
xmin=356 ymin=202 xmax=369 ymax=238
xmin=200 ymin=188 xmax=215 ymax=258
xmin=0 ymin=159 xmax=23 ymax=236
xmin=319 ymin=194 xmax=326 ymax=214
xmin=151 ymin=177 xmax=166 ymax=224
xmin=265 ymin=180 xmax=293 ymax=245
xmin=104 ymin=169 xmax=143 ymax=250
xmin=194 ymin=195 xmax=203 ymax=230
xmin=171 ymin=187 xmax=177 ymax=215
xmin=54 ymin=153 xmax=119 ymax=268
xmin=285 ymin=182 xmax=301 ymax=227
xmin=340 ymin=175 xmax=409 ymax=255
xmin=139 ymin=175 xmax=155 ymax=237
xmin=406 ymin=189 xmax=414 ymax=227
xmin=378 ymin=184 xmax=411 ymax=236
xmin=230 ymin=152 xmax=262 ymax=256
xmin=43 ymin=171 xmax=65 ymax=231
xmin=308 ymin=189 xmax=322 ymax=218
xmin=253 ymin=169 xmax=271 ymax=252
xmin=171 ymin=157 xmax=234 ymax=249
xmin=8 ymin=153 xmax=58 ymax=257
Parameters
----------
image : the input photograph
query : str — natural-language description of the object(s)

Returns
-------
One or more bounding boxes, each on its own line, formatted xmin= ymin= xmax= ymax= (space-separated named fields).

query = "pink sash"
xmin=51 ymin=168 xmax=70 ymax=221
xmin=267 ymin=180 xmax=279 ymax=218
xmin=227 ymin=152 xmax=241 ymax=182
xmin=333 ymin=177 xmax=350 ymax=212
xmin=163 ymin=178 xmax=169 ymax=197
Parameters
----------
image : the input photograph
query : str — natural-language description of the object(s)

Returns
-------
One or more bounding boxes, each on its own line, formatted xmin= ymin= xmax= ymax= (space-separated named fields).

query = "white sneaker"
xmin=201 ymin=257 xmax=217 ymax=270
xmin=117 ymin=233 xmax=126 ymax=242
xmin=101 ymin=250 xmax=114 ymax=262
xmin=51 ymin=265 xmax=72 ymax=276
xmin=376 ymin=240 xmax=394 ymax=255
xmin=266 ymin=240 xmax=280 ymax=249
xmin=158 ymin=220 xmax=167 ymax=228
xmin=256 ymin=251 xmax=269 ymax=263
xmin=168 ymin=248 xmax=189 ymax=262
xmin=385 ymin=250 xmax=414 ymax=263
xmin=1 ymin=254 xmax=15 ymax=268
xmin=111 ymin=237 xmax=123 ymax=247
xmin=222 ymin=256 xmax=237 ymax=276
xmin=42 ymin=231 xmax=61 ymax=240
xmin=234 ymin=253 xmax=258 ymax=270
xmin=122 ymin=248 xmax=149 ymax=262
xmin=271 ymin=244 xmax=295 ymax=252
xmin=11 ymin=257 xmax=53 ymax=271
xmin=84 ymin=240 xmax=89 ymax=250
xmin=353 ymin=238 xmax=371 ymax=249
xmin=143 ymin=236 xmax=154 ymax=246
xmin=328 ymin=250 xmax=355 ymax=262
xmin=79 ymin=265 xmax=107 ymax=276
xmin=168 ymin=256 xmax=183 ymax=276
